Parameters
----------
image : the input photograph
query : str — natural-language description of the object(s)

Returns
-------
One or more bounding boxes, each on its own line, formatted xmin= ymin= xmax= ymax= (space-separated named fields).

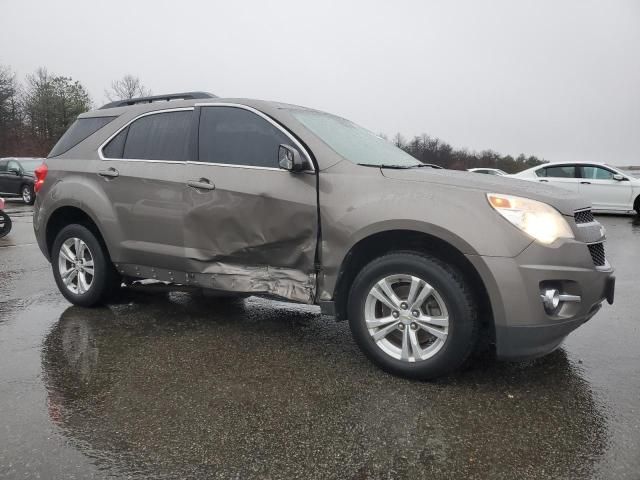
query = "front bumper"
xmin=467 ymin=238 xmax=615 ymax=360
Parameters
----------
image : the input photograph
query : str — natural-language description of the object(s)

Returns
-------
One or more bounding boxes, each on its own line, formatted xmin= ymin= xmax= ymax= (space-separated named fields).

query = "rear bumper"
xmin=467 ymin=240 xmax=615 ymax=360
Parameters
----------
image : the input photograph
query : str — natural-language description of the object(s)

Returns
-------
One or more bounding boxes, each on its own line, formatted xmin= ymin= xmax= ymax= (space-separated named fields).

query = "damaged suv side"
xmin=33 ymin=92 xmax=615 ymax=379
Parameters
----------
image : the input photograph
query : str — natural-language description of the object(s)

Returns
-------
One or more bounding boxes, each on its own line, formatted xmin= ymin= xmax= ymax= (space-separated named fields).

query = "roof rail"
xmin=99 ymin=91 xmax=218 ymax=110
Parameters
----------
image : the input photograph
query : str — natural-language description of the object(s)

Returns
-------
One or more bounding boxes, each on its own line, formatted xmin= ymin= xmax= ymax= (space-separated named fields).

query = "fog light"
xmin=541 ymin=289 xmax=561 ymax=313
xmin=540 ymin=288 xmax=582 ymax=315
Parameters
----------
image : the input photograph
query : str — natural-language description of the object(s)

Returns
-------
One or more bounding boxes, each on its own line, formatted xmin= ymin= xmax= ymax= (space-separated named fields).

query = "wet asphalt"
xmin=0 ymin=200 xmax=638 ymax=479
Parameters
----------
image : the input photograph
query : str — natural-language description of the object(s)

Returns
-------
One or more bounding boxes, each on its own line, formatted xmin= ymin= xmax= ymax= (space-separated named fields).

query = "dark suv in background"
xmin=0 ymin=157 xmax=44 ymax=204
xmin=32 ymin=92 xmax=614 ymax=379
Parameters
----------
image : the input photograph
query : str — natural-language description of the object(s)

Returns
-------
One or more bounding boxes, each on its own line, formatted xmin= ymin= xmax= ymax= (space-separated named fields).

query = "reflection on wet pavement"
xmin=1 ymin=207 xmax=639 ymax=479
xmin=41 ymin=293 xmax=608 ymax=479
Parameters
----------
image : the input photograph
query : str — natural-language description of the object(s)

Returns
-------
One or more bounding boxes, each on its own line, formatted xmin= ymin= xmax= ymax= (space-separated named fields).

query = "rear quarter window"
xmin=539 ymin=165 xmax=576 ymax=178
xmin=49 ymin=116 xmax=116 ymax=157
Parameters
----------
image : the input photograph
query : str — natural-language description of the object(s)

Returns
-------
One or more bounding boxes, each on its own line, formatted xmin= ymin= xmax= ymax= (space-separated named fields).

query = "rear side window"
xmin=111 ymin=110 xmax=192 ymax=161
xmin=198 ymin=107 xmax=291 ymax=168
xmin=539 ymin=165 xmax=577 ymax=178
xmin=49 ymin=116 xmax=116 ymax=157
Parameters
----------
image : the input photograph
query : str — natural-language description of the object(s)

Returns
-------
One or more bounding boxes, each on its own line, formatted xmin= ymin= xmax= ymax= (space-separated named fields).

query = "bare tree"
xmin=392 ymin=132 xmax=405 ymax=148
xmin=105 ymin=75 xmax=152 ymax=101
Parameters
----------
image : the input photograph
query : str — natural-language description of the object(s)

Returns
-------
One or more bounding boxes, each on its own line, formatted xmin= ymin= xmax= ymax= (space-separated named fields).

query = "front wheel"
xmin=22 ymin=184 xmax=35 ymax=205
xmin=0 ymin=211 xmax=12 ymax=238
xmin=348 ymin=252 xmax=478 ymax=380
xmin=52 ymin=224 xmax=121 ymax=307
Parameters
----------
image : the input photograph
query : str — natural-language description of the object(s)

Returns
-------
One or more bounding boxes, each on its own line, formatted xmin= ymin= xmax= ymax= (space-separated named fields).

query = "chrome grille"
xmin=575 ymin=209 xmax=595 ymax=224
xmin=588 ymin=243 xmax=606 ymax=267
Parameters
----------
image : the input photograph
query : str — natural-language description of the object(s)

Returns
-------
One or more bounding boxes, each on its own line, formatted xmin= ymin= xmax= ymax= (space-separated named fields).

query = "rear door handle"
xmin=581 ymin=181 xmax=591 ymax=185
xmin=98 ymin=167 xmax=119 ymax=178
xmin=187 ymin=178 xmax=215 ymax=190
xmin=539 ymin=179 xmax=548 ymax=182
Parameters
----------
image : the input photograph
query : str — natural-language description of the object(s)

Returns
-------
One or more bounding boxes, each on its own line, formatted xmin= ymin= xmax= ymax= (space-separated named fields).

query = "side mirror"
xmin=613 ymin=173 xmax=627 ymax=181
xmin=8 ymin=168 xmax=20 ymax=176
xmin=278 ymin=144 xmax=309 ymax=172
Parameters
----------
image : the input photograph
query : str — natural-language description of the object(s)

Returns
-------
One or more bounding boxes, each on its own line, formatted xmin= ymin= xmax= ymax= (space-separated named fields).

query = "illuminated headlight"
xmin=487 ymin=193 xmax=574 ymax=245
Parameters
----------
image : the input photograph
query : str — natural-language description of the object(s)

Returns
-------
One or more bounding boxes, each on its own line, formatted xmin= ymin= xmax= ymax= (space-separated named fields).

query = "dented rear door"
xmin=184 ymin=104 xmax=318 ymax=303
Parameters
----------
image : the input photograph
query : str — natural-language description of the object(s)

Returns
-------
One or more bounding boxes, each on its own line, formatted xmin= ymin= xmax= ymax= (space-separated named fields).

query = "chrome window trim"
xmin=98 ymin=107 xmax=195 ymax=163
xmin=186 ymin=160 xmax=286 ymax=172
xmin=194 ymin=102 xmax=315 ymax=172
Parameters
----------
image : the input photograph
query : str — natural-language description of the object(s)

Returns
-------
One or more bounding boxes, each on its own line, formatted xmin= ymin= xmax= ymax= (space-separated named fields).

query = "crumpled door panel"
xmin=184 ymin=165 xmax=318 ymax=303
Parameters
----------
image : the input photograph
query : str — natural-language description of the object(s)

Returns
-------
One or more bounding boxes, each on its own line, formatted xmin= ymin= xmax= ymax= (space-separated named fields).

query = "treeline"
xmin=1 ymin=63 xmax=545 ymax=171
xmin=0 ymin=66 xmax=92 ymax=157
xmin=389 ymin=133 xmax=546 ymax=173
xmin=0 ymin=65 xmax=150 ymax=158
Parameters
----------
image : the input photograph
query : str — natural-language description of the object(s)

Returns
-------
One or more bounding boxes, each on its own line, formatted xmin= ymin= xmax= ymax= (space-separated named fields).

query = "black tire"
xmin=0 ymin=211 xmax=11 ymax=238
xmin=21 ymin=184 xmax=35 ymax=205
xmin=348 ymin=251 xmax=478 ymax=380
xmin=51 ymin=224 xmax=121 ymax=307
xmin=634 ymin=195 xmax=640 ymax=216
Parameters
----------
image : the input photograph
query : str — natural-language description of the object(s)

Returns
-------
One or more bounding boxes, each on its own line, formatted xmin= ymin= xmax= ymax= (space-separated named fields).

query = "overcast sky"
xmin=2 ymin=0 xmax=639 ymax=164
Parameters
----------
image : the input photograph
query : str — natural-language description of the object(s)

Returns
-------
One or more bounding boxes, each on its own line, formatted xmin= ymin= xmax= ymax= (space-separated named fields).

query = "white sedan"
xmin=512 ymin=162 xmax=640 ymax=214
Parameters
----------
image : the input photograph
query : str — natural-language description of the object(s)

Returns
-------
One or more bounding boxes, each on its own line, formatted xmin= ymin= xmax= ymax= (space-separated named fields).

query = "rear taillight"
xmin=34 ymin=163 xmax=48 ymax=193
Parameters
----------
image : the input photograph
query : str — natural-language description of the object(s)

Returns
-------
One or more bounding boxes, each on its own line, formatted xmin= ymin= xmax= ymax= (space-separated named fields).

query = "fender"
xmin=37 ymin=171 xmax=122 ymax=260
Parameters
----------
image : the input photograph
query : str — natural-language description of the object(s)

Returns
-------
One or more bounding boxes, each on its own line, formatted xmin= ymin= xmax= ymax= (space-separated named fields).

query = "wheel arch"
xmin=45 ymin=205 xmax=111 ymax=261
xmin=331 ymin=228 xmax=495 ymax=347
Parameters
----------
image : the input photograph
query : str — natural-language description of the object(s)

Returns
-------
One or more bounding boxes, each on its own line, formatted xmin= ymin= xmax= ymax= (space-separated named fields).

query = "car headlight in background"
xmin=487 ymin=193 xmax=574 ymax=245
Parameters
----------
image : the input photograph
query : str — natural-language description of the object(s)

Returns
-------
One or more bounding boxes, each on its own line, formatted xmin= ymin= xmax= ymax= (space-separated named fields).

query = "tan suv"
xmin=33 ymin=92 xmax=615 ymax=379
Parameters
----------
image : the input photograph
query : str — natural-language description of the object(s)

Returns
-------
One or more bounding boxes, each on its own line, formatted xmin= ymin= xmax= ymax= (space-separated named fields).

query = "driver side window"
xmin=7 ymin=161 xmax=20 ymax=173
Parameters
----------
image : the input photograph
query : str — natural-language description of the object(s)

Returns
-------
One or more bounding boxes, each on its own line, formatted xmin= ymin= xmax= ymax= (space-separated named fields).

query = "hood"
xmin=381 ymin=168 xmax=590 ymax=216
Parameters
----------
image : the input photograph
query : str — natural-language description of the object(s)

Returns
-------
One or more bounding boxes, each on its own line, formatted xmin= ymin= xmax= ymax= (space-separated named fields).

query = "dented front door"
xmin=183 ymin=105 xmax=318 ymax=303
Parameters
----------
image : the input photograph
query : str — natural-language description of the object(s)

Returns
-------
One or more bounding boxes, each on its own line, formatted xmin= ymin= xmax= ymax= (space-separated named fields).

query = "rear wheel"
xmin=348 ymin=252 xmax=478 ymax=380
xmin=52 ymin=224 xmax=121 ymax=307
xmin=634 ymin=195 xmax=640 ymax=215
xmin=21 ymin=184 xmax=35 ymax=205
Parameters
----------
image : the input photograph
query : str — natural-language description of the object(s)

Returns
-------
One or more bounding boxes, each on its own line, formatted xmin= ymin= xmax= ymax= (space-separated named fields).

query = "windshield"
xmin=19 ymin=159 xmax=42 ymax=173
xmin=290 ymin=109 xmax=421 ymax=167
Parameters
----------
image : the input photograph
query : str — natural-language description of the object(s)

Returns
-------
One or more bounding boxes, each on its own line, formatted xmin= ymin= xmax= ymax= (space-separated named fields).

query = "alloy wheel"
xmin=364 ymin=274 xmax=449 ymax=362
xmin=22 ymin=186 xmax=32 ymax=204
xmin=58 ymin=237 xmax=95 ymax=295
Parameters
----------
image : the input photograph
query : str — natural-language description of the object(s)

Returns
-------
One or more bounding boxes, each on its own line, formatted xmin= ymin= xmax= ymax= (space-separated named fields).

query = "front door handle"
xmin=581 ymin=181 xmax=591 ymax=185
xmin=187 ymin=178 xmax=215 ymax=191
xmin=539 ymin=179 xmax=548 ymax=182
xmin=98 ymin=167 xmax=119 ymax=178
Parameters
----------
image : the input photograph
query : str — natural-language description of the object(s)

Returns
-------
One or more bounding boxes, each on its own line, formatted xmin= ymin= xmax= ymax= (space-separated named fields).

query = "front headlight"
xmin=487 ymin=193 xmax=574 ymax=245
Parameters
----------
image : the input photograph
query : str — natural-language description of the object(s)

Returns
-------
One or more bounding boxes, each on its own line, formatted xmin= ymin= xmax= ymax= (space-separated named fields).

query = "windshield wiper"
xmin=358 ymin=162 xmax=441 ymax=169
xmin=358 ymin=163 xmax=414 ymax=169
xmin=409 ymin=163 xmax=442 ymax=169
